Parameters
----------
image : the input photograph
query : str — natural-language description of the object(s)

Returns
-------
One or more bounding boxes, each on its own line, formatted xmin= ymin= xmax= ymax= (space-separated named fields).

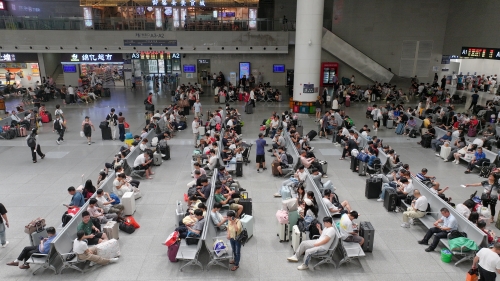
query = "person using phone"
xmin=7 ymin=227 xmax=56 ymax=269
xmin=76 ymin=211 xmax=108 ymax=245
xmin=64 ymin=186 xmax=85 ymax=209
xmin=226 ymin=211 xmax=243 ymax=271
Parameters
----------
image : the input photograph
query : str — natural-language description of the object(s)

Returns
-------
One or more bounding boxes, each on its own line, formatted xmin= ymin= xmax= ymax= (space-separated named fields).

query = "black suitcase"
xmin=145 ymin=104 xmax=155 ymax=112
xmin=236 ymin=161 xmax=243 ymax=177
xmin=359 ymin=221 xmax=375 ymax=252
xmin=350 ymin=156 xmax=358 ymax=172
xmin=245 ymin=102 xmax=253 ymax=114
xmin=421 ymin=135 xmax=432 ymax=148
xmin=307 ymin=130 xmax=317 ymax=141
xmin=99 ymin=121 xmax=108 ymax=129
xmin=384 ymin=188 xmax=397 ymax=212
xmin=239 ymin=198 xmax=252 ymax=216
xmin=183 ymin=106 xmax=190 ymax=116
xmin=65 ymin=94 xmax=71 ymax=104
xmin=101 ymin=126 xmax=112 ymax=140
xmin=365 ymin=177 xmax=382 ymax=199
xmin=160 ymin=145 xmax=171 ymax=160
xmin=103 ymin=88 xmax=111 ymax=97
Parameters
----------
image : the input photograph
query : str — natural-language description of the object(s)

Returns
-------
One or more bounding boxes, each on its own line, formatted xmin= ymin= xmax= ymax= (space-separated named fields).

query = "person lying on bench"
xmin=73 ymin=230 xmax=118 ymax=266
xmin=418 ymin=207 xmax=458 ymax=252
xmin=77 ymin=211 xmax=108 ymax=246
xmin=401 ymin=190 xmax=428 ymax=228
xmin=287 ymin=216 xmax=336 ymax=271
xmin=6 ymin=227 xmax=56 ymax=269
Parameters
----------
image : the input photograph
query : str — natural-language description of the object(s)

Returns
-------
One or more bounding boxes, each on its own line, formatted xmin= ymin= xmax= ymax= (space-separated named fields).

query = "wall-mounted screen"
xmin=222 ymin=12 xmax=235 ymax=17
xmin=273 ymin=64 xmax=285 ymax=73
xmin=239 ymin=62 xmax=250 ymax=79
xmin=62 ymin=64 xmax=77 ymax=73
xmin=183 ymin=64 xmax=196 ymax=73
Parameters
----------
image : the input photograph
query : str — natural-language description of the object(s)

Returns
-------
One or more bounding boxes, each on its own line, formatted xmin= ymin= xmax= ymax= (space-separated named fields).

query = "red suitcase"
xmin=238 ymin=93 xmax=243 ymax=101
xmin=345 ymin=96 xmax=351 ymax=107
xmin=41 ymin=115 xmax=49 ymax=123
xmin=167 ymin=240 xmax=180 ymax=262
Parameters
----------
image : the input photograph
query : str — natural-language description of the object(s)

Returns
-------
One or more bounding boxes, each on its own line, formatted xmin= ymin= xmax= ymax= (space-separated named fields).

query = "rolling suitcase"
xmin=359 ymin=221 xmax=374 ymax=252
xmin=365 ymin=177 xmax=382 ymax=199
xmin=288 ymin=210 xmax=299 ymax=229
xmin=421 ymin=135 xmax=432 ymax=148
xmin=239 ymin=198 xmax=252 ymax=216
xmin=245 ymin=102 xmax=253 ymax=114
xmin=386 ymin=119 xmax=394 ymax=129
xmin=383 ymin=188 xmax=397 ymax=212
xmin=291 ymin=225 xmax=308 ymax=251
xmin=160 ymin=145 xmax=171 ymax=160
xmin=240 ymin=214 xmax=254 ymax=240
xmin=176 ymin=201 xmax=185 ymax=225
xmin=168 ymin=240 xmax=180 ymax=262
xmin=199 ymin=126 xmax=205 ymax=135
xmin=271 ymin=160 xmax=280 ymax=176
xmin=236 ymin=161 xmax=243 ymax=177
xmin=103 ymin=221 xmax=119 ymax=240
xmin=278 ymin=223 xmax=289 ymax=242
xmin=103 ymin=88 xmax=111 ymax=97
xmin=153 ymin=152 xmax=163 ymax=166
xmin=219 ymin=95 xmax=226 ymax=104
xmin=395 ymin=123 xmax=404 ymax=135
xmin=306 ymin=130 xmax=317 ymax=141
xmin=350 ymin=156 xmax=358 ymax=172
xmin=101 ymin=126 xmax=112 ymax=140
xmin=358 ymin=161 xmax=366 ymax=176
xmin=318 ymin=160 xmax=328 ymax=174
xmin=122 ymin=192 xmax=136 ymax=215
xmin=29 ymin=228 xmax=47 ymax=247
xmin=296 ymin=120 xmax=303 ymax=136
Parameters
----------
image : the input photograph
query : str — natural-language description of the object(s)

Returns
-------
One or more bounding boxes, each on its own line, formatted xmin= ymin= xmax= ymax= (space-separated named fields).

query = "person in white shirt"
xmin=331 ymin=96 xmax=339 ymax=111
xmin=472 ymin=243 xmax=500 ymax=280
xmin=287 ymin=216 xmax=336 ymax=270
xmin=249 ymin=89 xmax=255 ymax=107
xmin=192 ymin=117 xmax=200 ymax=148
xmin=87 ymin=198 xmax=117 ymax=223
xmin=322 ymin=189 xmax=352 ymax=216
xmin=401 ymin=190 xmax=428 ymax=228
xmin=10 ymin=111 xmax=21 ymax=122
xmin=204 ymin=149 xmax=218 ymax=171
xmin=339 ymin=211 xmax=364 ymax=245
xmin=139 ymin=138 xmax=149 ymax=151
xmin=67 ymin=85 xmax=75 ymax=103
xmin=133 ymin=152 xmax=154 ymax=179
xmin=73 ymin=230 xmax=118 ymax=266
xmin=211 ymin=202 xmax=228 ymax=230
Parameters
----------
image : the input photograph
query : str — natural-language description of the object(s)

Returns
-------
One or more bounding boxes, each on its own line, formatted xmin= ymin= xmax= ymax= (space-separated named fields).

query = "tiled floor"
xmin=0 ymin=85 xmax=495 ymax=280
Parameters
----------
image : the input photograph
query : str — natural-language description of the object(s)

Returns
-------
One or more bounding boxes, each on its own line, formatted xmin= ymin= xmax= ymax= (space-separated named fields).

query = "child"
xmin=445 ymin=94 xmax=451 ymax=106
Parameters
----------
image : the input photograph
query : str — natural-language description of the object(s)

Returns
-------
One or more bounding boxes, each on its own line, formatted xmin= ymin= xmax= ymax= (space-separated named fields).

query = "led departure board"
xmin=461 ymin=47 xmax=500 ymax=60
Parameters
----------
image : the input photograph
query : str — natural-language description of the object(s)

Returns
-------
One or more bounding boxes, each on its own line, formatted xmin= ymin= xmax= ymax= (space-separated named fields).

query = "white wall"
xmin=457 ymin=59 xmax=500 ymax=76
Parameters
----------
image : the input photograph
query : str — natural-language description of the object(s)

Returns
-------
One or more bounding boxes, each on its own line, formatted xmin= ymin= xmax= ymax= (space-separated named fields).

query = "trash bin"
xmin=440 ymin=249 xmax=452 ymax=263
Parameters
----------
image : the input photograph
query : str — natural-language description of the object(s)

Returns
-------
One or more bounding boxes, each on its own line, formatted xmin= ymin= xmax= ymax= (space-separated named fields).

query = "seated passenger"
xmin=286 ymin=216 xmax=336 ymax=271
xmin=87 ymin=198 xmax=118 ymax=224
xmin=186 ymin=209 xmax=205 ymax=237
xmin=133 ymin=151 xmax=154 ymax=179
xmin=73 ymin=230 xmax=118 ymax=266
xmin=211 ymin=202 xmax=228 ymax=230
xmin=213 ymin=184 xmax=243 ymax=218
xmin=400 ymin=190 xmax=428 ymax=228
xmin=339 ymin=211 xmax=364 ymax=245
xmin=322 ymin=189 xmax=352 ymax=217
xmin=6 ymin=227 xmax=57 ymax=269
xmin=418 ymin=207 xmax=457 ymax=252
xmin=464 ymin=147 xmax=487 ymax=174
xmin=95 ymin=189 xmax=124 ymax=215
xmin=63 ymin=186 xmax=85 ymax=209
xmin=274 ymin=146 xmax=289 ymax=176
xmin=77 ymin=211 xmax=108 ymax=246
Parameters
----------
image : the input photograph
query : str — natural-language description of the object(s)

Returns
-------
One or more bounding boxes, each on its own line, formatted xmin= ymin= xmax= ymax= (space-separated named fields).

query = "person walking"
xmin=26 ymin=128 xmax=45 ymax=163
xmin=193 ymin=99 xmax=202 ymax=118
xmin=226 ymin=211 xmax=242 ymax=271
xmin=131 ymin=75 xmax=136 ymax=90
xmin=468 ymin=90 xmax=480 ymax=111
xmin=53 ymin=114 xmax=65 ymax=145
xmin=106 ymin=108 xmax=118 ymax=140
xmin=67 ymin=85 xmax=75 ymax=104
xmin=82 ymin=116 xmax=95 ymax=145
xmin=0 ymin=203 xmax=8 ymax=248
xmin=255 ymin=133 xmax=267 ymax=172
xmin=192 ymin=117 xmax=200 ymax=148
xmin=117 ymin=112 xmax=126 ymax=142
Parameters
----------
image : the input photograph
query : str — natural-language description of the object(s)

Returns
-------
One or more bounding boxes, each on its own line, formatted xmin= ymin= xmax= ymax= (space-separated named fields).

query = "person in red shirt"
xmin=146 ymin=92 xmax=153 ymax=104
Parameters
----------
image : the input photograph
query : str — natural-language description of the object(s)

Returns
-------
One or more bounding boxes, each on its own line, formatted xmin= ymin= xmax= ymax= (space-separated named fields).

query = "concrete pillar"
xmin=293 ymin=0 xmax=324 ymax=102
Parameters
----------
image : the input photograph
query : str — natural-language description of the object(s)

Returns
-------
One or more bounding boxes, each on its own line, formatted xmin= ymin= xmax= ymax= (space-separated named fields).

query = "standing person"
xmin=106 ymin=108 xmax=118 ymax=140
xmin=0 ymin=203 xmax=8 ymax=248
xmin=82 ymin=116 xmax=95 ymax=145
xmin=54 ymin=104 xmax=64 ymax=122
xmin=131 ymin=75 xmax=136 ymax=90
xmin=192 ymin=116 xmax=200 ymax=148
xmin=315 ymin=96 xmax=322 ymax=120
xmin=193 ymin=99 xmax=202 ymax=118
xmin=67 ymin=85 xmax=75 ymax=104
xmin=226 ymin=211 xmax=242 ymax=271
xmin=255 ymin=133 xmax=267 ymax=173
xmin=117 ymin=112 xmax=126 ymax=142
xmin=26 ymin=128 xmax=45 ymax=163
xmin=257 ymin=72 xmax=263 ymax=85
xmin=60 ymin=85 xmax=67 ymax=104
xmin=53 ymin=114 xmax=65 ymax=145
xmin=249 ymin=88 xmax=255 ymax=107
xmin=469 ymin=90 xmax=480 ymax=111
xmin=472 ymin=242 xmax=500 ymax=281
xmin=441 ymin=75 xmax=447 ymax=90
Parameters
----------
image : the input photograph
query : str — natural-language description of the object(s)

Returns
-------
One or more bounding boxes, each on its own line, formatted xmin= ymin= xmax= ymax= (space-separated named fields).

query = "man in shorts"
xmin=77 ymin=211 xmax=108 ymax=246
xmin=213 ymin=184 xmax=243 ymax=218
xmin=255 ymin=133 xmax=267 ymax=173
xmin=339 ymin=210 xmax=364 ymax=245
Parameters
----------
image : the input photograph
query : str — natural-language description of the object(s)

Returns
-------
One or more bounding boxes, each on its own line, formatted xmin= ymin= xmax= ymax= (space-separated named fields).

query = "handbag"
xmin=80 ymin=131 xmax=85 ymax=137
xmin=164 ymin=231 xmax=179 ymax=246
xmin=235 ymin=228 xmax=249 ymax=246
xmin=124 ymin=122 xmax=130 ymax=129
xmin=466 ymin=268 xmax=478 ymax=281
xmin=24 ymin=217 xmax=46 ymax=234
xmin=185 ymin=231 xmax=200 ymax=245
xmin=213 ymin=239 xmax=228 ymax=257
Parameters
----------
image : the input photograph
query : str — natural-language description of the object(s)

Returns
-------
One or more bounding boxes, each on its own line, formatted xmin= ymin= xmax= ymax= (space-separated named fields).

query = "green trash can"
xmin=440 ymin=249 xmax=452 ymax=263
xmin=309 ymin=106 xmax=316 ymax=114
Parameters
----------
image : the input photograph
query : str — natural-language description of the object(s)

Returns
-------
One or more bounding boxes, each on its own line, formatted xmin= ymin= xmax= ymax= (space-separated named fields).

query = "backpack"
xmin=54 ymin=119 xmax=62 ymax=130
xmin=479 ymin=164 xmax=496 ymax=178
xmin=159 ymin=139 xmax=168 ymax=149
xmin=61 ymin=212 xmax=73 ymax=227
xmin=187 ymin=185 xmax=198 ymax=197
xmin=346 ymin=118 xmax=355 ymax=127
xmin=297 ymin=217 xmax=307 ymax=233
xmin=119 ymin=222 xmax=135 ymax=234
xmin=144 ymin=98 xmax=148 ymax=105
xmin=27 ymin=135 xmax=36 ymax=148
xmin=286 ymin=154 xmax=293 ymax=164
xmin=372 ymin=158 xmax=381 ymax=166
xmin=109 ymin=193 xmax=121 ymax=205
xmin=308 ymin=219 xmax=322 ymax=239
xmin=448 ymin=230 xmax=467 ymax=240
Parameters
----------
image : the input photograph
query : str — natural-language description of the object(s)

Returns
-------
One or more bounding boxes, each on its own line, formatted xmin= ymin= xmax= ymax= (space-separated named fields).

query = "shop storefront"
xmin=79 ymin=0 xmax=259 ymax=31
xmin=60 ymin=53 xmax=124 ymax=87
xmin=130 ymin=51 xmax=181 ymax=85
xmin=0 ymin=53 xmax=40 ymax=88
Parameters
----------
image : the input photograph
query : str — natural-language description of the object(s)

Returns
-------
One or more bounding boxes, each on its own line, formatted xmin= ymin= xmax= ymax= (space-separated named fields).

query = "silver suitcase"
xmin=103 ymin=221 xmax=119 ymax=240
xmin=277 ymin=223 xmax=289 ymax=242
xmin=122 ymin=192 xmax=136 ymax=215
xmin=240 ymin=214 xmax=254 ymax=240
xmin=386 ymin=119 xmax=394 ymax=129
xmin=153 ymin=152 xmax=162 ymax=166
xmin=291 ymin=225 xmax=308 ymax=251
xmin=319 ymin=160 xmax=328 ymax=174
xmin=176 ymin=201 xmax=185 ymax=225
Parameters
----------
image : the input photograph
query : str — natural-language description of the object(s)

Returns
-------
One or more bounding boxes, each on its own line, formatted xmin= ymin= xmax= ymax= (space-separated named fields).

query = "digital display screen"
xmin=273 ymin=64 xmax=285 ymax=73
xmin=164 ymin=7 xmax=172 ymax=16
xmin=0 ymin=1 xmax=5 ymax=10
xmin=239 ymin=62 xmax=250 ymax=79
xmin=222 ymin=12 xmax=235 ymax=18
xmin=183 ymin=64 xmax=196 ymax=73
xmin=461 ymin=47 xmax=500 ymax=60
xmin=63 ymin=65 xmax=77 ymax=73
